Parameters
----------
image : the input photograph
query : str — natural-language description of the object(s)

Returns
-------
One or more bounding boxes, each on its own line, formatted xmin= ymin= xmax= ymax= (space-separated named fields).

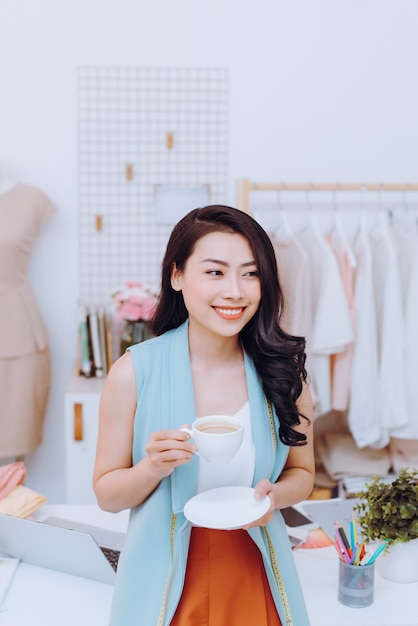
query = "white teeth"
xmin=215 ymin=307 xmax=243 ymax=315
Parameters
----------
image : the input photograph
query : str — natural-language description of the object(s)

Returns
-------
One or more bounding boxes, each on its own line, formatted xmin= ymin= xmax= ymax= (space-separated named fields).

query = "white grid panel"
xmin=78 ymin=66 xmax=229 ymax=309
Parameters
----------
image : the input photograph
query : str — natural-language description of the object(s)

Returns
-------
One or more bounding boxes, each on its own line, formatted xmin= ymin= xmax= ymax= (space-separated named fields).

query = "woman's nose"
xmin=221 ymin=275 xmax=243 ymax=299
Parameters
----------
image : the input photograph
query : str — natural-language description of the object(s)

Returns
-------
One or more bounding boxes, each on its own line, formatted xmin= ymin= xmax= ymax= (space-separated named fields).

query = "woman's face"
xmin=171 ymin=231 xmax=261 ymax=338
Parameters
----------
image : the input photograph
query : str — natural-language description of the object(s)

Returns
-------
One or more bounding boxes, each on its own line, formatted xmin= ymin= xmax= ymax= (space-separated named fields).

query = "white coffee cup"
xmin=181 ymin=415 xmax=244 ymax=465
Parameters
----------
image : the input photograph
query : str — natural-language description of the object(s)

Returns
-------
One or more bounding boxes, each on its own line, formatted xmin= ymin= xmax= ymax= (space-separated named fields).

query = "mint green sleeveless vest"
xmin=109 ymin=321 xmax=311 ymax=626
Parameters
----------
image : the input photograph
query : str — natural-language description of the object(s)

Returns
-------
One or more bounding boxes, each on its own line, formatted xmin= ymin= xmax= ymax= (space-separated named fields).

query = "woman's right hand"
xmin=145 ymin=426 xmax=197 ymax=479
xmin=94 ymin=352 xmax=197 ymax=512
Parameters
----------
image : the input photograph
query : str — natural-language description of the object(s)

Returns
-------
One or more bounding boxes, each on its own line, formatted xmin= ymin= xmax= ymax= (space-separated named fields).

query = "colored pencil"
xmin=335 ymin=524 xmax=352 ymax=560
xmin=365 ymin=540 xmax=390 ymax=565
xmin=334 ymin=528 xmax=351 ymax=563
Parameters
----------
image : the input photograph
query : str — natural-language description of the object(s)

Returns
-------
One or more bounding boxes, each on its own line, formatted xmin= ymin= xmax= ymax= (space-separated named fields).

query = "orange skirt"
xmin=170 ymin=527 xmax=282 ymax=626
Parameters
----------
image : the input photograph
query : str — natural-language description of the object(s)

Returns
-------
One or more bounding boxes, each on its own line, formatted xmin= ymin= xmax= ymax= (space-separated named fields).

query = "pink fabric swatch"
xmin=0 ymin=462 xmax=26 ymax=500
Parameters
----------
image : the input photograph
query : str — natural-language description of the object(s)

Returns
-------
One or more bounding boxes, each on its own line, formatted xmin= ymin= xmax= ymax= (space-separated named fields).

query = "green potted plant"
xmin=353 ymin=467 xmax=418 ymax=583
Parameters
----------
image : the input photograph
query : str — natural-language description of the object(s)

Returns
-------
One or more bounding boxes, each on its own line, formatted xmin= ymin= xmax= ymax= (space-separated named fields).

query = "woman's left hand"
xmin=242 ymin=478 xmax=275 ymax=529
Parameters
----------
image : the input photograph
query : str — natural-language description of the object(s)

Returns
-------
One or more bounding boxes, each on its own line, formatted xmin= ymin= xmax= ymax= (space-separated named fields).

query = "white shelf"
xmin=64 ymin=374 xmax=106 ymax=504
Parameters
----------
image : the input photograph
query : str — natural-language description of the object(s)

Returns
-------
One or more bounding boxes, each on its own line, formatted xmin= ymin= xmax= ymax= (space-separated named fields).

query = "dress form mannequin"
xmin=0 ymin=181 xmax=57 ymax=458
xmin=0 ymin=167 xmax=28 ymax=459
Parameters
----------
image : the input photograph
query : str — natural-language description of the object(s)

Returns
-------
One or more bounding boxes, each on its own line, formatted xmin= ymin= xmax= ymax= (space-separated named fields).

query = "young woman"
xmin=93 ymin=205 xmax=314 ymax=626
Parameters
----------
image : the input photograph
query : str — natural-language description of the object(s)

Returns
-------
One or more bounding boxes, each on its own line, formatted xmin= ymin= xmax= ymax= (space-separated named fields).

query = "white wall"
xmin=1 ymin=0 xmax=417 ymax=502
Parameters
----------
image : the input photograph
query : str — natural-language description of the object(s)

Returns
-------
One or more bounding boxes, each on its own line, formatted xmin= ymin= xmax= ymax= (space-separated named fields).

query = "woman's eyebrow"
xmin=200 ymin=258 xmax=257 ymax=267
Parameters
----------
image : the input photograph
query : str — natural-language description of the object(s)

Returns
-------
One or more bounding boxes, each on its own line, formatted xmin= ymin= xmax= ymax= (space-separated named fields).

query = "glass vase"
xmin=120 ymin=320 xmax=153 ymax=355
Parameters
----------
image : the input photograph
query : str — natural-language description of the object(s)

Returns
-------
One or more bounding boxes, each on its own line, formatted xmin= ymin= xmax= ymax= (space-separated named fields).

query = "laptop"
xmin=0 ymin=513 xmax=125 ymax=585
xmin=301 ymin=498 xmax=363 ymax=542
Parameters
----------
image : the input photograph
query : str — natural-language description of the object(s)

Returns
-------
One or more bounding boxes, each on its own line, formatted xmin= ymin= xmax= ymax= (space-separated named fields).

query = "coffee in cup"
xmin=181 ymin=415 xmax=244 ymax=464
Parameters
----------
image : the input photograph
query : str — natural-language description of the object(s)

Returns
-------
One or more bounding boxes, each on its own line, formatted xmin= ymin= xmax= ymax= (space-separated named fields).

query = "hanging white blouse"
xmin=297 ymin=211 xmax=353 ymax=417
xmin=389 ymin=212 xmax=418 ymax=439
xmin=326 ymin=225 xmax=355 ymax=413
xmin=348 ymin=213 xmax=386 ymax=448
xmin=369 ymin=211 xmax=408 ymax=432
xmin=270 ymin=212 xmax=313 ymax=338
xmin=270 ymin=214 xmax=318 ymax=409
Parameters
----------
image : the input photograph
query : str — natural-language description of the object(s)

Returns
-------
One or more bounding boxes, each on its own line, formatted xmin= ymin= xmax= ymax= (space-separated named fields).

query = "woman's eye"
xmin=207 ymin=270 xmax=223 ymax=276
xmin=245 ymin=271 xmax=259 ymax=278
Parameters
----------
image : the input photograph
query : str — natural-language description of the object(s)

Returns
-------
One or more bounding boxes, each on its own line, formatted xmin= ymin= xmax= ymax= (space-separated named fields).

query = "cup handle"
xmin=179 ymin=428 xmax=200 ymax=456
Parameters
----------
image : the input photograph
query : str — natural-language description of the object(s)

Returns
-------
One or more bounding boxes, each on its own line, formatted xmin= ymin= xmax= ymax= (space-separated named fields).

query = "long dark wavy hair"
xmin=152 ymin=205 xmax=309 ymax=446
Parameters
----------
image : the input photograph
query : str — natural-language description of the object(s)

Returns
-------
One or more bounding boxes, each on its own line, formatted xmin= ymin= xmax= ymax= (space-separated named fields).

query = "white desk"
xmin=293 ymin=547 xmax=418 ymax=626
xmin=1 ymin=504 xmax=417 ymax=626
xmin=1 ymin=562 xmax=113 ymax=625
xmin=0 ymin=505 xmax=128 ymax=626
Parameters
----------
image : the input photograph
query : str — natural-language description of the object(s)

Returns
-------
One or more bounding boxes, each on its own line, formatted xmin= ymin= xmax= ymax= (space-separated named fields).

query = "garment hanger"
xmin=373 ymin=184 xmax=397 ymax=264
xmin=306 ymin=187 xmax=324 ymax=239
xmin=332 ymin=187 xmax=356 ymax=268
xmin=391 ymin=185 xmax=418 ymax=236
xmin=273 ymin=190 xmax=294 ymax=238
xmin=379 ymin=185 xmax=391 ymax=228
xmin=293 ymin=185 xmax=325 ymax=245
xmin=359 ymin=183 xmax=375 ymax=235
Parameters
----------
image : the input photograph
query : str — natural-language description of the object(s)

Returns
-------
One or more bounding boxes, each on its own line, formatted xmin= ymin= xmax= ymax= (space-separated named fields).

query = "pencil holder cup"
xmin=338 ymin=560 xmax=375 ymax=608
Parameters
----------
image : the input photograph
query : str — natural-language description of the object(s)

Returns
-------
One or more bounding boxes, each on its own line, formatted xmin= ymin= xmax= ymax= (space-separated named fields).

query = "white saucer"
xmin=183 ymin=486 xmax=270 ymax=530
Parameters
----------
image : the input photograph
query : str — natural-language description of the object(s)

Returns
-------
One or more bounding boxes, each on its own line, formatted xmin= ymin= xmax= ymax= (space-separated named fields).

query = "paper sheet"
xmin=154 ymin=184 xmax=211 ymax=224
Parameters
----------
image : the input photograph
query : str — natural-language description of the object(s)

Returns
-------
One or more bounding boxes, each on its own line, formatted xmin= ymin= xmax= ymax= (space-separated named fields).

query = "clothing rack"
xmin=236 ymin=178 xmax=418 ymax=214
xmin=236 ymin=176 xmax=418 ymax=453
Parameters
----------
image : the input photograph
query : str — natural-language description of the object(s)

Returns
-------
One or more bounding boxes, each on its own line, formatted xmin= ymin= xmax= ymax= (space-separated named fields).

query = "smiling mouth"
xmin=213 ymin=306 xmax=246 ymax=320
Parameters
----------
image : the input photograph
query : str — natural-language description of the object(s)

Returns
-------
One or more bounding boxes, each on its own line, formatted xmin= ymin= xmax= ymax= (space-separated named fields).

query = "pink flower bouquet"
xmin=111 ymin=281 xmax=159 ymax=323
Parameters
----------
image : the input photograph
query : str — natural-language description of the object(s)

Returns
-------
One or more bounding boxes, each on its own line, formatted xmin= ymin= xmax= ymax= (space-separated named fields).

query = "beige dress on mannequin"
xmin=0 ymin=182 xmax=56 ymax=458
